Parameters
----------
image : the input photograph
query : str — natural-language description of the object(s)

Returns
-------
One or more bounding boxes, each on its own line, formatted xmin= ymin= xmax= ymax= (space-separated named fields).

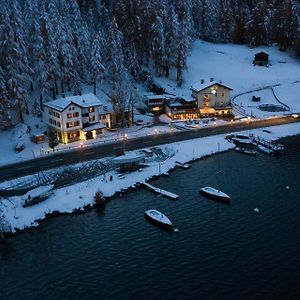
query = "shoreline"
xmin=1 ymin=122 xmax=300 ymax=237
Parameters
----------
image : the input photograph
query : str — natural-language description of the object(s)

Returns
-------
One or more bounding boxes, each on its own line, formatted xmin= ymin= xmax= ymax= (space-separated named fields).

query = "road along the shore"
xmin=0 ymin=116 xmax=299 ymax=182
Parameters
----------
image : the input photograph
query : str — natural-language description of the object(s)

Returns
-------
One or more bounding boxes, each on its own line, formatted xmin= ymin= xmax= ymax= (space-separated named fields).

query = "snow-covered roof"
xmin=164 ymin=94 xmax=177 ymax=100
xmin=167 ymin=101 xmax=183 ymax=107
xmin=23 ymin=184 xmax=54 ymax=201
xmin=44 ymin=93 xmax=104 ymax=111
xmin=144 ymin=92 xmax=155 ymax=96
xmin=146 ymin=95 xmax=166 ymax=100
xmin=98 ymin=106 xmax=112 ymax=115
xmin=112 ymin=152 xmax=145 ymax=164
xmin=191 ymin=79 xmax=233 ymax=93
xmin=180 ymin=95 xmax=196 ymax=102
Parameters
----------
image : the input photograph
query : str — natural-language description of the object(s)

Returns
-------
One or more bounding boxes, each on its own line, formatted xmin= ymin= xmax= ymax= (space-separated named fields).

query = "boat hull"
xmin=200 ymin=188 xmax=231 ymax=203
xmin=144 ymin=213 xmax=173 ymax=230
xmin=235 ymin=147 xmax=257 ymax=156
xmin=257 ymin=145 xmax=274 ymax=155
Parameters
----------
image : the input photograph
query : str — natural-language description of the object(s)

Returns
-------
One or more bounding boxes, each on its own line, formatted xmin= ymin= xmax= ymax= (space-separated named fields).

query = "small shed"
xmin=32 ymin=133 xmax=45 ymax=144
xmin=253 ymin=52 xmax=269 ymax=66
xmin=252 ymin=96 xmax=261 ymax=102
xmin=112 ymin=152 xmax=145 ymax=172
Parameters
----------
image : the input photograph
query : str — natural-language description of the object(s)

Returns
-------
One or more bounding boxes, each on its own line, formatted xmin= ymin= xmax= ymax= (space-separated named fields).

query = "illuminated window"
xmin=204 ymin=95 xmax=209 ymax=106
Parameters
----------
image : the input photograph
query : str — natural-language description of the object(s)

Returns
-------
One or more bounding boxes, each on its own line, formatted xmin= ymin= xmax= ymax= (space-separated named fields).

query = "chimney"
xmin=210 ymin=78 xmax=214 ymax=82
xmin=201 ymin=79 xmax=204 ymax=84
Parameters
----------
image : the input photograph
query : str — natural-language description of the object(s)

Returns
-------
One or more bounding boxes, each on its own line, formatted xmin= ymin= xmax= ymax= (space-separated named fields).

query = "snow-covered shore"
xmin=1 ymin=122 xmax=300 ymax=235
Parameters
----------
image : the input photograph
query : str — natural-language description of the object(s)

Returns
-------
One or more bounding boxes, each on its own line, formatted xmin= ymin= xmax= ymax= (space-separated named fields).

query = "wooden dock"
xmin=142 ymin=182 xmax=179 ymax=200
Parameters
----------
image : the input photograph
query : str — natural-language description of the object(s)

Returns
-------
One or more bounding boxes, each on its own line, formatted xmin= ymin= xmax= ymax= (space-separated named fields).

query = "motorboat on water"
xmin=257 ymin=144 xmax=274 ymax=155
xmin=144 ymin=209 xmax=173 ymax=229
xmin=200 ymin=186 xmax=231 ymax=203
xmin=235 ymin=147 xmax=257 ymax=156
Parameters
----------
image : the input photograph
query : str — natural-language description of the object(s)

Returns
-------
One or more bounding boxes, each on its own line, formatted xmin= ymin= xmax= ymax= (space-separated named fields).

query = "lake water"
xmin=1 ymin=136 xmax=300 ymax=300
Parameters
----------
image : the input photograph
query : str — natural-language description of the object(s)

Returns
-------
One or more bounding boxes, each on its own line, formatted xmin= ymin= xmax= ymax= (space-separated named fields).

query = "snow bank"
xmin=2 ymin=122 xmax=300 ymax=234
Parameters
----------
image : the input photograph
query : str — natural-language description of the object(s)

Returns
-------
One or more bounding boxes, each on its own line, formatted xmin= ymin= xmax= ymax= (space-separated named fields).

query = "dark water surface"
xmin=1 ymin=136 xmax=300 ymax=300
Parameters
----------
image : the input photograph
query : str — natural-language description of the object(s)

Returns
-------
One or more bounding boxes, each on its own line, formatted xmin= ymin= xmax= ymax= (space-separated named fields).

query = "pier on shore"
xmin=142 ymin=182 xmax=179 ymax=200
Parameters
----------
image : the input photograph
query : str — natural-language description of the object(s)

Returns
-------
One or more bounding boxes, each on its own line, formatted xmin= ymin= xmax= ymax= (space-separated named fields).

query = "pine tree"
xmin=150 ymin=15 xmax=167 ymax=76
xmin=246 ymin=1 xmax=269 ymax=46
xmin=219 ymin=0 xmax=234 ymax=42
xmin=40 ymin=12 xmax=60 ymax=99
xmin=65 ymin=0 xmax=90 ymax=80
xmin=292 ymin=0 xmax=300 ymax=55
xmin=164 ymin=6 xmax=179 ymax=77
xmin=73 ymin=77 xmax=82 ymax=95
xmin=90 ymin=31 xmax=105 ymax=95
xmin=0 ymin=66 xmax=12 ymax=129
xmin=1 ymin=2 xmax=31 ymax=124
xmin=273 ymin=0 xmax=294 ymax=50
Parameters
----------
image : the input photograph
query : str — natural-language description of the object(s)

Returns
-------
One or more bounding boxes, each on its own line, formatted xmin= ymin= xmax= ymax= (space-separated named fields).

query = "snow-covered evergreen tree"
xmin=151 ymin=15 xmax=167 ymax=76
xmin=0 ymin=66 xmax=12 ymax=129
xmin=1 ymin=1 xmax=31 ymax=124
xmin=90 ymin=31 xmax=105 ymax=95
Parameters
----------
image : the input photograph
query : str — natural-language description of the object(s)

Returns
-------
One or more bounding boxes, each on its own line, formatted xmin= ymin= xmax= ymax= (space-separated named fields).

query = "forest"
xmin=0 ymin=0 xmax=299 ymax=129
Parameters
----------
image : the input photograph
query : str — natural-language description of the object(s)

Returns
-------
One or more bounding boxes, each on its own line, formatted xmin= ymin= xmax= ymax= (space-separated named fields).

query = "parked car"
xmin=15 ymin=143 xmax=25 ymax=153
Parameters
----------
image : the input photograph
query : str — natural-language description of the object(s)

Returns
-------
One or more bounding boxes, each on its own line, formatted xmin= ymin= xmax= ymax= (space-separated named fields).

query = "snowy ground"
xmin=156 ymin=41 xmax=300 ymax=100
xmin=1 ymin=122 xmax=300 ymax=234
xmin=1 ymin=41 xmax=300 ymax=168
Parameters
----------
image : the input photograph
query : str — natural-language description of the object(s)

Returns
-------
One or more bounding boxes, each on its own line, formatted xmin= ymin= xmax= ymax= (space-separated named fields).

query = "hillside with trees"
xmin=0 ymin=0 xmax=299 ymax=129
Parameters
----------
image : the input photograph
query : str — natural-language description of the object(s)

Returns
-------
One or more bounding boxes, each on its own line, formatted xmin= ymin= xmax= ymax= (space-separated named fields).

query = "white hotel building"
xmin=43 ymin=93 xmax=112 ymax=144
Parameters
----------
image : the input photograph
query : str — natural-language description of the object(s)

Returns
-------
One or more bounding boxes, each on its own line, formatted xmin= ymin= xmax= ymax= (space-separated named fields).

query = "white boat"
xmin=144 ymin=209 xmax=173 ymax=229
xmin=235 ymin=147 xmax=257 ymax=156
xmin=200 ymin=143 xmax=231 ymax=203
xmin=257 ymin=145 xmax=273 ymax=155
xmin=23 ymin=184 xmax=54 ymax=207
xmin=226 ymin=134 xmax=254 ymax=146
xmin=200 ymin=186 xmax=231 ymax=203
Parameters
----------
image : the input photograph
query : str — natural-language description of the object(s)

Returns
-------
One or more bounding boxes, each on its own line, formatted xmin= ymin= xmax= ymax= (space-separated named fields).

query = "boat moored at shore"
xmin=235 ymin=147 xmax=257 ymax=156
xmin=257 ymin=144 xmax=274 ymax=155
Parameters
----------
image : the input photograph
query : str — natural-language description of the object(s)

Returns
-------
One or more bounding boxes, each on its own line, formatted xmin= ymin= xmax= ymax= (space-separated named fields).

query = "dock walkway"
xmin=142 ymin=182 xmax=179 ymax=200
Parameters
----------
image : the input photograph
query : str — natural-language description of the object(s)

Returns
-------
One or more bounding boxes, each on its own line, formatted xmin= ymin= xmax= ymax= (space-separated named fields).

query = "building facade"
xmin=165 ymin=98 xmax=200 ymax=120
xmin=191 ymin=79 xmax=233 ymax=117
xmin=43 ymin=93 xmax=111 ymax=144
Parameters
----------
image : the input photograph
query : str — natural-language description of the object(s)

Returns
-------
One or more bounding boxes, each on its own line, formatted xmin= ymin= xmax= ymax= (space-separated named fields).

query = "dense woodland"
xmin=0 ymin=0 xmax=300 ymax=129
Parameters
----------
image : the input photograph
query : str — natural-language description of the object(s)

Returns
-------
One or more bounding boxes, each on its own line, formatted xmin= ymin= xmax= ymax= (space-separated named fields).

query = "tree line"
xmin=0 ymin=0 xmax=299 ymax=129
